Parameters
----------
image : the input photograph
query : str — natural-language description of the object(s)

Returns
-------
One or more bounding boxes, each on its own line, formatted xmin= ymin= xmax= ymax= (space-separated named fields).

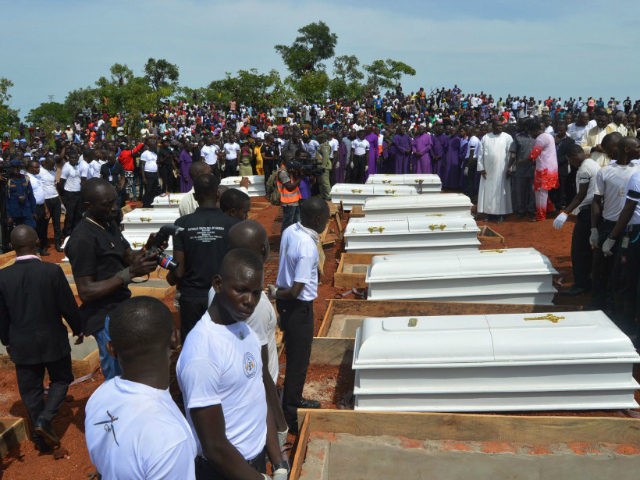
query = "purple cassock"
xmin=392 ymin=134 xmax=412 ymax=174
xmin=433 ymin=133 xmax=449 ymax=179
xmin=442 ymin=135 xmax=463 ymax=190
xmin=365 ymin=132 xmax=379 ymax=179
xmin=412 ymin=133 xmax=434 ymax=174
xmin=179 ymin=148 xmax=193 ymax=192
xmin=335 ymin=138 xmax=349 ymax=184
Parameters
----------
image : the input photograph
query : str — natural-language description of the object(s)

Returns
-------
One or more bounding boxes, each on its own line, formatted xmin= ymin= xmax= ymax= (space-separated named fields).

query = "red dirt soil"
xmin=0 ymin=203 xmax=633 ymax=479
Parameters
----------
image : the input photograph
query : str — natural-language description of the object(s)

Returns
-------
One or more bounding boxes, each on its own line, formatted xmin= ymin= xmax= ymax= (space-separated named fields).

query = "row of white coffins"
xmin=352 ymin=310 xmax=640 ymax=412
xmin=331 ymin=174 xmax=443 ymax=210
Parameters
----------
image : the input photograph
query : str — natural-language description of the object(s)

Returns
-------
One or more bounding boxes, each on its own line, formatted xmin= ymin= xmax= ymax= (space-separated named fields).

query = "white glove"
xmin=334 ymin=161 xmax=340 ymax=169
xmin=589 ymin=228 xmax=600 ymax=249
xmin=267 ymin=284 xmax=278 ymax=300
xmin=602 ymin=237 xmax=615 ymax=256
xmin=349 ymin=161 xmax=354 ymax=169
xmin=236 ymin=165 xmax=240 ymax=171
xmin=463 ymin=167 xmax=469 ymax=176
xmin=277 ymin=428 xmax=289 ymax=449
xmin=365 ymin=165 xmax=369 ymax=172
xmin=552 ymin=212 xmax=568 ymax=230
xmin=273 ymin=468 xmax=288 ymax=480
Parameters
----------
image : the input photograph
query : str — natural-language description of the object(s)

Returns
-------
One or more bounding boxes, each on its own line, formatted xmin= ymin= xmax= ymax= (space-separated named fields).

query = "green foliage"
xmin=275 ymin=21 xmax=337 ymax=78
xmin=25 ymin=101 xmax=71 ymax=126
xmin=329 ymin=55 xmax=366 ymax=100
xmin=207 ymin=69 xmax=290 ymax=109
xmin=144 ymin=58 xmax=179 ymax=91
xmin=0 ymin=77 xmax=19 ymax=135
xmin=287 ymin=71 xmax=330 ymax=103
xmin=364 ymin=59 xmax=417 ymax=91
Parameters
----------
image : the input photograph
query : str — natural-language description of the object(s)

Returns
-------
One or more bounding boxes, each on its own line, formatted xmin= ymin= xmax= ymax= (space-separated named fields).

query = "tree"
xmin=275 ymin=21 xmax=337 ymax=78
xmin=329 ymin=55 xmax=365 ymax=100
xmin=110 ymin=63 xmax=134 ymax=86
xmin=288 ymin=71 xmax=330 ymax=103
xmin=208 ymin=69 xmax=288 ymax=109
xmin=144 ymin=58 xmax=179 ymax=91
xmin=64 ymin=87 xmax=101 ymax=118
xmin=0 ymin=77 xmax=19 ymax=134
xmin=25 ymin=101 xmax=71 ymax=126
xmin=364 ymin=59 xmax=416 ymax=91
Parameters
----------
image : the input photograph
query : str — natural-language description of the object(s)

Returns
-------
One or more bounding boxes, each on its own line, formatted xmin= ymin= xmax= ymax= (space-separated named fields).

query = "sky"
xmin=3 ymin=0 xmax=639 ymax=118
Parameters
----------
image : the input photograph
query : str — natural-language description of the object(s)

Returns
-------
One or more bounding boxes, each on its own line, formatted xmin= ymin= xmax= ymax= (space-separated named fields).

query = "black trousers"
xmin=62 ymin=191 xmax=82 ymax=237
xmin=277 ymin=298 xmax=314 ymax=432
xmin=45 ymin=197 xmax=62 ymax=246
xmin=195 ymin=447 xmax=266 ymax=479
xmin=34 ymin=204 xmax=48 ymax=250
xmin=15 ymin=354 xmax=73 ymax=428
xmin=612 ymin=226 xmax=640 ymax=338
xmin=179 ymin=295 xmax=209 ymax=342
xmin=142 ymin=172 xmax=160 ymax=208
xmin=571 ymin=207 xmax=592 ymax=290
xmin=348 ymin=154 xmax=367 ymax=184
xmin=511 ymin=176 xmax=535 ymax=216
xmin=591 ymin=220 xmax=617 ymax=310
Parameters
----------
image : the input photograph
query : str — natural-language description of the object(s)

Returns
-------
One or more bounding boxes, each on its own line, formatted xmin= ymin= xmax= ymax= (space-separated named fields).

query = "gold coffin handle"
xmin=384 ymin=189 xmax=396 ymax=195
xmin=351 ymin=189 xmax=363 ymax=193
xmin=139 ymin=217 xmax=152 ymax=223
xmin=367 ymin=226 xmax=385 ymax=234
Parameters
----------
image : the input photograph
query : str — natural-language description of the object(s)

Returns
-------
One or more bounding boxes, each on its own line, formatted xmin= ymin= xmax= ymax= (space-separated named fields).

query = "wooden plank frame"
xmin=316 ymin=299 xmax=580 ymax=339
xmin=333 ymin=253 xmax=377 ymax=289
xmin=0 ymin=417 xmax=26 ymax=459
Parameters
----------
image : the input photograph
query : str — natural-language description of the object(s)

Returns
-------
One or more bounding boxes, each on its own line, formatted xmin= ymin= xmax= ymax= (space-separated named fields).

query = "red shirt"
xmin=118 ymin=143 xmax=144 ymax=171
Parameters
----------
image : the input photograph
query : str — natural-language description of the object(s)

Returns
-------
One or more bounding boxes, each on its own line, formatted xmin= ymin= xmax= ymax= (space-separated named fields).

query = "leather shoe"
xmin=562 ymin=285 xmax=588 ymax=296
xmin=55 ymin=244 xmax=64 ymax=253
xmin=298 ymin=398 xmax=321 ymax=409
xmin=35 ymin=419 xmax=60 ymax=447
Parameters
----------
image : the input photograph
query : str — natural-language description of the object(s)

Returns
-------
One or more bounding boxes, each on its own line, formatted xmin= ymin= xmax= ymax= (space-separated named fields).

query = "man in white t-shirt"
xmin=38 ymin=156 xmax=63 ymax=251
xmin=350 ymin=130 xmax=370 ymax=183
xmin=85 ymin=297 xmax=197 ymax=479
xmin=605 ymin=167 xmax=640 ymax=344
xmin=223 ymin=136 xmax=241 ymax=177
xmin=553 ymin=143 xmax=600 ymax=295
xmin=589 ymin=136 xmax=639 ymax=310
xmin=200 ymin=136 xmax=220 ymax=166
xmin=178 ymin=249 xmax=288 ymax=480
xmin=268 ymin=198 xmax=330 ymax=434
xmin=207 ymin=221 xmax=288 ymax=445
xmin=25 ymin=160 xmax=49 ymax=255
xmin=58 ymin=154 xmax=83 ymax=237
xmin=140 ymin=140 xmax=160 ymax=207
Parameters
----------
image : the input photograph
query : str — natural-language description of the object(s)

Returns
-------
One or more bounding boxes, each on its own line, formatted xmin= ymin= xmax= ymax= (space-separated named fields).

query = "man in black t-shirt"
xmin=65 ymin=179 xmax=158 ymax=380
xmin=168 ymin=174 xmax=238 ymax=340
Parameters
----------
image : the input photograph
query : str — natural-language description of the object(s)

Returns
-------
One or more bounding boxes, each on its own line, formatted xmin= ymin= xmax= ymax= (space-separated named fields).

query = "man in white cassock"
xmin=477 ymin=120 xmax=514 ymax=221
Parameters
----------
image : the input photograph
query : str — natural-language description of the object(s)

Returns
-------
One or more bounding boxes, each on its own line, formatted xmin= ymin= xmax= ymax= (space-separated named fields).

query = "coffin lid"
xmin=353 ymin=311 xmax=640 ymax=368
xmin=365 ymin=248 xmax=556 ymax=281
xmin=371 ymin=185 xmax=418 ymax=195
xmin=363 ymin=193 xmax=472 ymax=211
xmin=220 ymin=175 xmax=264 ymax=186
xmin=152 ymin=193 xmax=187 ymax=206
xmin=346 ymin=216 xmax=478 ymax=236
xmin=331 ymin=183 xmax=375 ymax=195
xmin=366 ymin=174 xmax=441 ymax=185
xmin=122 ymin=208 xmax=180 ymax=224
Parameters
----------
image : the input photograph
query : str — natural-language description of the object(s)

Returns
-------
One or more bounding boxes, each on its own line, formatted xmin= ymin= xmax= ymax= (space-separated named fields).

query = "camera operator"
xmin=167 ymin=173 xmax=239 ymax=340
xmin=277 ymin=160 xmax=302 ymax=233
xmin=65 ymin=178 xmax=159 ymax=380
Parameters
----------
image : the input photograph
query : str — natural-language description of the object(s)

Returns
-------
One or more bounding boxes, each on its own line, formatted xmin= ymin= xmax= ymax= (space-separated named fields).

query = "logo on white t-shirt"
xmin=94 ymin=410 xmax=120 ymax=446
xmin=243 ymin=352 xmax=258 ymax=378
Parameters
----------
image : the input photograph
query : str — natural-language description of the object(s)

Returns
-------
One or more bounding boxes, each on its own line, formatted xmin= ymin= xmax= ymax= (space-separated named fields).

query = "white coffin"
xmin=122 ymin=208 xmax=180 ymax=233
xmin=365 ymin=174 xmax=442 ymax=193
xmin=353 ymin=311 xmax=640 ymax=412
xmin=122 ymin=230 xmax=173 ymax=254
xmin=366 ymin=248 xmax=557 ymax=304
xmin=362 ymin=193 xmax=472 ymax=218
xmin=345 ymin=216 xmax=480 ymax=254
xmin=151 ymin=193 xmax=187 ymax=208
xmin=330 ymin=183 xmax=418 ymax=211
xmin=220 ymin=175 xmax=266 ymax=197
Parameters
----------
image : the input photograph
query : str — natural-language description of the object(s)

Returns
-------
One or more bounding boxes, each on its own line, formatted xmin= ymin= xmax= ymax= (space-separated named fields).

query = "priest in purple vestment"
xmin=442 ymin=126 xmax=463 ymax=190
xmin=392 ymin=127 xmax=412 ymax=174
xmin=365 ymin=127 xmax=379 ymax=179
xmin=179 ymin=143 xmax=193 ymax=192
xmin=412 ymin=126 xmax=434 ymax=174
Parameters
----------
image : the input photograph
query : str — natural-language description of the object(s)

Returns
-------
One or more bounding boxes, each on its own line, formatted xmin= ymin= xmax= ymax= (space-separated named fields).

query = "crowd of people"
xmin=1 ymin=84 xmax=640 ymax=478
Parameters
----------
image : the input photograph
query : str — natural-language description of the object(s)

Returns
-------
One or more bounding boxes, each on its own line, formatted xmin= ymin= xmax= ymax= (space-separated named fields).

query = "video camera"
xmin=146 ymin=225 xmax=183 ymax=271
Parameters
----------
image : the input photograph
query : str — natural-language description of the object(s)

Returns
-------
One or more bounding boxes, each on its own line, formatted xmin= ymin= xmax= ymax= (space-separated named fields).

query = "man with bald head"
xmin=66 ymin=178 xmax=159 ymax=380
xmin=0 ymin=225 xmax=80 ymax=452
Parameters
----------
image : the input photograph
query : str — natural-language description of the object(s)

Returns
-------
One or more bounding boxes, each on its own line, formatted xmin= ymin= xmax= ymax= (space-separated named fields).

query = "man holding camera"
xmin=168 ymin=173 xmax=239 ymax=340
xmin=277 ymin=160 xmax=302 ymax=233
xmin=66 ymin=178 xmax=159 ymax=380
